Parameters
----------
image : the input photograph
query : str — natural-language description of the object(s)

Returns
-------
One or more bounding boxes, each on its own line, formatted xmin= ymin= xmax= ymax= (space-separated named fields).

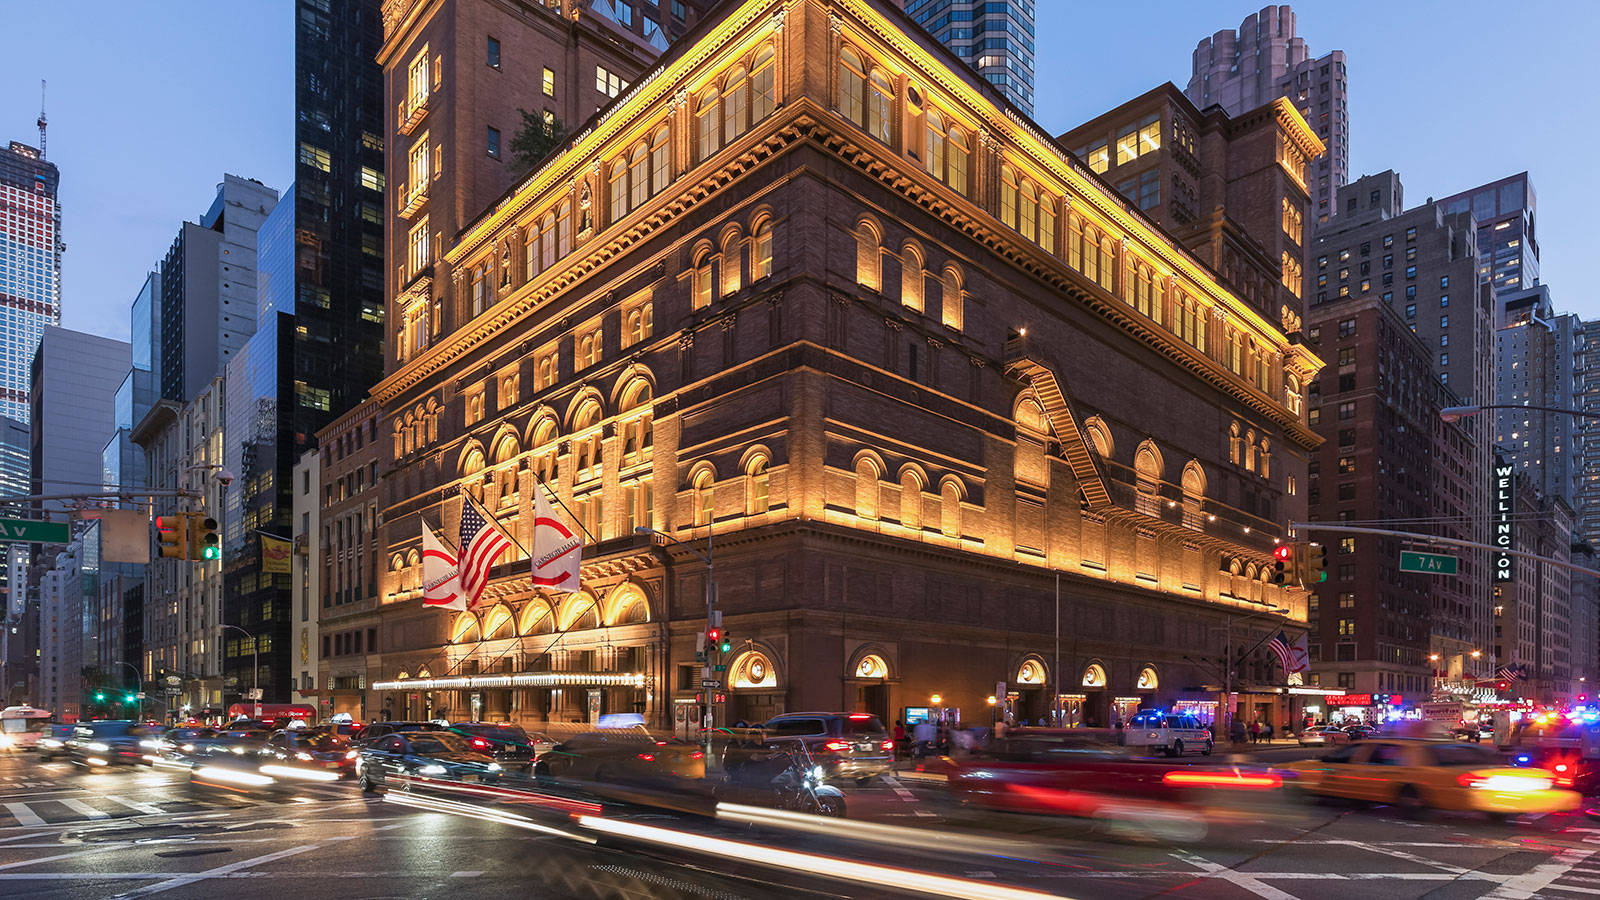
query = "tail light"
xmin=637 ymin=753 xmax=656 ymax=762
xmin=469 ymin=737 xmax=490 ymax=751
xmin=822 ymin=740 xmax=851 ymax=752
xmin=881 ymin=740 xmax=894 ymax=751
xmin=1555 ymin=763 xmax=1571 ymax=773
xmin=690 ymin=751 xmax=704 ymax=760
xmin=1161 ymin=771 xmax=1282 ymax=790
xmin=1459 ymin=771 xmax=1553 ymax=792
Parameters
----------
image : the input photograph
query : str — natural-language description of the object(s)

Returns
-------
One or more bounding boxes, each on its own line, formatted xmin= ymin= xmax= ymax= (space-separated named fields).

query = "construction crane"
xmin=36 ymin=79 xmax=46 ymax=158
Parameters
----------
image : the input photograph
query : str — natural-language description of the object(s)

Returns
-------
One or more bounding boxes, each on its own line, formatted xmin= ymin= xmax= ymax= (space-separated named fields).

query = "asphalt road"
xmin=3 ymin=751 xmax=1600 ymax=898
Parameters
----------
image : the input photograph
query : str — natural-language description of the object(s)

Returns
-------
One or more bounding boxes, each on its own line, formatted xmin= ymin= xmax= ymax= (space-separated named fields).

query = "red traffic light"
xmin=1274 ymin=545 xmax=1292 ymax=561
xmin=707 ymin=628 xmax=721 ymax=641
xmin=1498 ymin=681 xmax=1509 ymax=691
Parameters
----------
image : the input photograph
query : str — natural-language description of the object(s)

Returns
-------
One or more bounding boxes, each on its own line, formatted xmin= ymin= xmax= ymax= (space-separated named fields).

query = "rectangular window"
xmin=1082 ymin=141 xmax=1108 ymax=174
xmin=1337 ymin=401 xmax=1355 ymax=420
xmin=1439 ymin=275 xmax=1449 ymax=288
xmin=486 ymin=126 xmax=500 ymax=159
xmin=1405 ymin=266 xmax=1416 ymax=279
xmin=1337 ymin=456 xmax=1355 ymax=474
xmin=1337 ymin=318 xmax=1356 ymax=338
xmin=407 ymin=217 xmax=430 ymax=275
xmin=360 ymin=167 xmax=384 ymax=192
xmin=486 ymin=36 xmax=500 ymax=68
xmin=1440 ymin=295 xmax=1449 ymax=307
xmin=543 ymin=67 xmax=555 ymax=97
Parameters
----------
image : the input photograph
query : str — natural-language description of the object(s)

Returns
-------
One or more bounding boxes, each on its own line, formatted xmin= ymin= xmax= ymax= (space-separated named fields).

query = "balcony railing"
xmin=398 ymin=182 xmax=428 ymax=220
xmin=398 ymin=94 xmax=429 ymax=136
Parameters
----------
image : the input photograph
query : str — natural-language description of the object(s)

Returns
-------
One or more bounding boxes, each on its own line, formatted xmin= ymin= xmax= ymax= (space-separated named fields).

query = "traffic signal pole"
xmin=1289 ymin=523 xmax=1600 ymax=579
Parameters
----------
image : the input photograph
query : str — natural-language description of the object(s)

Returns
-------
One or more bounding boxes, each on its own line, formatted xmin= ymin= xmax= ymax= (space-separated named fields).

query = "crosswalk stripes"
xmin=0 ymin=790 xmax=292 ymax=828
xmin=56 ymin=799 xmax=108 ymax=819
xmin=2 ymin=803 xmax=43 ymax=826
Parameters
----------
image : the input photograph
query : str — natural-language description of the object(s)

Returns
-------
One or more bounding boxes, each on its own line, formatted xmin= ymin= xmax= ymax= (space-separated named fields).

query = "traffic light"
xmin=1270 ymin=544 xmax=1297 ymax=586
xmin=707 ymin=627 xmax=721 ymax=649
xmin=1303 ymin=542 xmax=1327 ymax=584
xmin=189 ymin=514 xmax=220 ymax=560
xmin=718 ymin=628 xmax=732 ymax=653
xmin=156 ymin=515 xmax=190 ymax=559
xmin=125 ymin=693 xmax=137 ymax=704
xmin=94 ymin=691 xmax=105 ymax=702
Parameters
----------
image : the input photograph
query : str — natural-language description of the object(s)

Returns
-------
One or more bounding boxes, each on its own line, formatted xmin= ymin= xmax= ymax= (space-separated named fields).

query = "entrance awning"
xmin=372 ymin=672 xmax=647 ymax=691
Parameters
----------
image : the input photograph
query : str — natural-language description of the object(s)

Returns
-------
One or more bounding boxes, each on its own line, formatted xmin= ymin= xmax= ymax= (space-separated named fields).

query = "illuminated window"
xmin=649 ymin=126 xmax=670 ymax=194
xmin=746 ymin=455 xmax=769 ymax=514
xmin=941 ymin=265 xmax=963 ymax=331
xmin=407 ymin=217 xmax=430 ymax=276
xmin=622 ymin=293 xmax=653 ymax=348
xmin=751 ymin=46 xmax=776 ymax=122
xmin=407 ymin=46 xmax=430 ymax=114
xmin=750 ymin=218 xmax=772 ymax=281
xmin=542 ymin=67 xmax=554 ymax=97
xmin=838 ymin=47 xmax=866 ymax=128
xmin=1081 ymin=140 xmax=1109 ymax=174
xmin=692 ymin=248 xmax=713 ymax=310
xmin=855 ymin=219 xmax=881 ymax=290
xmin=470 ymin=267 xmax=486 ymax=316
xmin=408 ymin=136 xmax=431 ymax=201
xmin=577 ymin=322 xmax=603 ymax=370
xmin=867 ymin=67 xmax=893 ymax=144
xmin=534 ymin=345 xmax=558 ymax=391
xmin=855 ymin=456 xmax=880 ymax=520
xmin=722 ymin=65 xmax=749 ymax=144
xmin=696 ymin=87 xmax=719 ymax=162
xmin=693 ymin=468 xmax=715 ymax=526
xmin=628 ymin=145 xmax=649 ymax=211
xmin=900 ymin=242 xmax=923 ymax=312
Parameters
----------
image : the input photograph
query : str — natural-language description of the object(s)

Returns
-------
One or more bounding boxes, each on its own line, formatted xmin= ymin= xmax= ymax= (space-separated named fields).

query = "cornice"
xmin=1270 ymin=97 xmax=1326 ymax=161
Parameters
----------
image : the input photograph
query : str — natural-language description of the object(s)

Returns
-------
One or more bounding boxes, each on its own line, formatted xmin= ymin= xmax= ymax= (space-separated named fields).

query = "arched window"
xmin=1084 ymin=416 xmax=1112 ymax=458
xmin=650 ymin=126 xmax=670 ymax=194
xmin=1134 ymin=441 xmax=1162 ymax=516
xmin=626 ymin=306 xmax=650 ymax=347
xmin=493 ymin=435 xmax=520 ymax=508
xmin=619 ymin=379 xmax=653 ymax=460
xmin=751 ymin=46 xmax=776 ymax=122
xmin=524 ymin=221 xmax=541 ymax=280
xmin=720 ymin=228 xmax=742 ymax=296
xmin=1258 ymin=437 xmax=1271 ymax=478
xmin=1228 ymin=421 xmax=1243 ymax=465
xmin=1080 ymin=225 xmax=1098 ymax=284
xmin=1181 ymin=461 xmax=1206 ymax=530
xmin=1244 ymin=428 xmax=1257 ymax=473
xmin=867 ymin=67 xmax=893 ymax=143
xmin=1098 ymin=237 xmax=1117 ymax=292
xmin=1038 ymin=196 xmax=1055 ymax=254
xmin=941 ymin=265 xmax=963 ymax=331
xmin=900 ymin=469 xmax=922 ymax=530
xmin=695 ymin=87 xmax=719 ymax=162
xmin=1068 ymin=215 xmax=1084 ymax=272
xmin=900 ymin=242 xmax=924 ymax=312
xmin=608 ymin=159 xmax=628 ymax=223
xmin=854 ymin=456 xmax=880 ymax=520
xmin=1000 ymin=165 xmax=1019 ymax=231
xmin=628 ymin=143 xmax=649 ymax=211
xmin=693 ymin=467 xmax=715 ymax=526
xmin=539 ymin=211 xmax=556 ymax=271
xmin=750 ymin=218 xmax=773 ymax=281
xmin=692 ymin=247 xmax=713 ymax=309
xmin=746 ymin=454 xmax=770 ymax=515
xmin=839 ymin=48 xmax=866 ymax=128
xmin=461 ymin=446 xmax=487 ymax=501
xmin=855 ymin=219 xmax=881 ymax=290
xmin=531 ymin=417 xmax=559 ymax=485
xmin=1019 ymin=180 xmax=1037 ymax=241
xmin=924 ymin=110 xmax=946 ymax=182
xmin=721 ymin=65 xmax=749 ymax=144
xmin=573 ymin=400 xmax=603 ymax=482
xmin=940 ymin=478 xmax=962 ymax=537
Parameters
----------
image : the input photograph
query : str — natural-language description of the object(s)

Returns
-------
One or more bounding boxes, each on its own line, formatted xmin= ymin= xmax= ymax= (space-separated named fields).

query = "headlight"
xmin=86 ymin=742 xmax=110 ymax=753
xmin=345 ymin=750 xmax=358 ymax=759
xmin=230 ymin=746 xmax=245 ymax=754
xmin=181 ymin=744 xmax=195 ymax=752
xmin=485 ymin=762 xmax=501 ymax=772
xmin=0 ymin=734 xmax=12 ymax=748
xmin=139 ymin=740 xmax=160 ymax=749
xmin=296 ymin=752 xmax=313 ymax=761
xmin=418 ymin=764 xmax=447 ymax=776
xmin=811 ymin=765 xmax=826 ymax=780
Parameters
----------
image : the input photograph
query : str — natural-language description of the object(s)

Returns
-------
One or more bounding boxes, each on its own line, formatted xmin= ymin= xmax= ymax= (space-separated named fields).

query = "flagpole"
xmin=536 ymin=480 xmax=600 ymax=547
xmin=465 ymin=490 xmax=531 ymax=557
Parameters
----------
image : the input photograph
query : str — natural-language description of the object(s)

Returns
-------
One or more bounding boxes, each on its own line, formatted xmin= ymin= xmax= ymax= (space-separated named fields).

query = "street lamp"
xmin=1441 ymin=404 xmax=1600 ymax=424
xmin=220 ymin=624 xmax=258 ymax=719
xmin=636 ymin=525 xmax=715 ymax=752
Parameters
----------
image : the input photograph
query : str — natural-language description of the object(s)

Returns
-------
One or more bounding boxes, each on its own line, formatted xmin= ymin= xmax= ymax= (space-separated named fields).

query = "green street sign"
xmin=0 ymin=518 xmax=68 ymax=544
xmin=1399 ymin=550 xmax=1458 ymax=575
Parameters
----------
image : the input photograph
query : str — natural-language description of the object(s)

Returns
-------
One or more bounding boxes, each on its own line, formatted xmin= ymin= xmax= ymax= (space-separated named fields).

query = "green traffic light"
xmin=125 ymin=694 xmax=137 ymax=703
xmin=94 ymin=692 xmax=105 ymax=701
xmin=719 ymin=640 xmax=731 ymax=653
xmin=203 ymin=546 xmax=221 ymax=560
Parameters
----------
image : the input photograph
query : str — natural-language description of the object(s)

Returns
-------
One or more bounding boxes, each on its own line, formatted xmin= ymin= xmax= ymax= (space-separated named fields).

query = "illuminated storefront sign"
xmin=1326 ymin=693 xmax=1404 ymax=707
xmin=1494 ymin=462 xmax=1515 ymax=582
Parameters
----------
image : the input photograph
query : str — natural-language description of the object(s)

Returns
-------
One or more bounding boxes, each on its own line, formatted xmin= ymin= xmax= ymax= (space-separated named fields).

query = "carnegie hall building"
xmin=365 ymin=0 xmax=1325 ymax=735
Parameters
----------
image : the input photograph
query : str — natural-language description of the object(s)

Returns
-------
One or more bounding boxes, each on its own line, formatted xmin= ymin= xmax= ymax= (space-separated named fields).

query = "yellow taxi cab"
xmin=1280 ymin=738 xmax=1580 ymax=821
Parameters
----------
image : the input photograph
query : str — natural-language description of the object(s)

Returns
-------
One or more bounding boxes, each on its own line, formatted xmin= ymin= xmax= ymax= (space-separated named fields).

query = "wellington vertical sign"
xmin=1493 ymin=461 xmax=1514 ymax=582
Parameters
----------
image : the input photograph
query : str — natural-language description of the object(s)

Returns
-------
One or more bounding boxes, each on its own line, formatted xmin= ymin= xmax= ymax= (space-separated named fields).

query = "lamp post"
xmin=1222 ymin=605 xmax=1289 ymax=738
xmin=636 ymin=526 xmax=714 ymax=753
xmin=220 ymin=624 xmax=258 ymax=719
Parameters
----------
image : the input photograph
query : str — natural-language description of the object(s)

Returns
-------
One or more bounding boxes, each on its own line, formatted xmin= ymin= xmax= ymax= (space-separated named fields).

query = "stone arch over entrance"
xmin=846 ymin=643 xmax=896 ymax=726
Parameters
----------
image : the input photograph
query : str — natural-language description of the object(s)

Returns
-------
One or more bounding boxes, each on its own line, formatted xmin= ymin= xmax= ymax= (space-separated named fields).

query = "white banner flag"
xmin=422 ymin=522 xmax=465 ymax=610
xmin=531 ymin=485 xmax=582 ymax=594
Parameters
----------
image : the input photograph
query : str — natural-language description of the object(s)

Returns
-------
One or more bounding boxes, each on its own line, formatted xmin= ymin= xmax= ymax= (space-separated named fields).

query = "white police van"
xmin=1123 ymin=710 xmax=1213 ymax=757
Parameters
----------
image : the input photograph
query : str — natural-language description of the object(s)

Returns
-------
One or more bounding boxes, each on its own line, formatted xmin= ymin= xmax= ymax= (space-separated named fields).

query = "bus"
xmin=0 ymin=706 xmax=53 ymax=751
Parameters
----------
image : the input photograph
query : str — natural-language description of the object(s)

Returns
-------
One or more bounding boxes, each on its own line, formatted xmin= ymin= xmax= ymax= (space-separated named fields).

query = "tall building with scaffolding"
xmin=0 ymin=133 xmax=62 ymax=424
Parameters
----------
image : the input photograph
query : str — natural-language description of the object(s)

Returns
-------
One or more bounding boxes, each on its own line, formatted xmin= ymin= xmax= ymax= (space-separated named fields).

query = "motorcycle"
xmin=717 ymin=736 xmax=847 ymax=818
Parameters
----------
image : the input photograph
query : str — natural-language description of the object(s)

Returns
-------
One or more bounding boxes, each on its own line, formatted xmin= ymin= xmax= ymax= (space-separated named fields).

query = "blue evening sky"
xmin=0 ymin=1 xmax=1595 ymax=343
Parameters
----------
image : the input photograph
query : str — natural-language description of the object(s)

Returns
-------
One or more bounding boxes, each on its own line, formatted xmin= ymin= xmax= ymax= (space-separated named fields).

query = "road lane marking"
xmin=1484 ymin=847 xmax=1596 ymax=899
xmin=107 ymin=836 xmax=357 ymax=898
xmin=1171 ymin=851 xmax=1300 ymax=900
xmin=1543 ymin=885 xmax=1600 ymax=896
xmin=3 ymin=803 xmax=42 ymax=826
xmin=103 ymin=796 xmax=167 ymax=815
xmin=450 ymin=871 xmax=484 ymax=877
xmin=0 ymin=849 xmax=115 ymax=871
xmin=880 ymin=775 xmax=935 ymax=817
xmin=57 ymin=799 xmax=109 ymax=819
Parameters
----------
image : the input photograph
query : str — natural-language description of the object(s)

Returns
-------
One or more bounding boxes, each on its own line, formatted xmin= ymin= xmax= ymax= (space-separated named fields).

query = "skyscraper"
xmin=897 ymin=0 xmax=1035 ymax=115
xmin=1494 ymin=284 xmax=1580 ymax=507
xmin=0 ymin=140 xmax=63 ymax=423
xmin=1438 ymin=173 xmax=1538 ymax=296
xmin=1186 ymin=5 xmax=1347 ymax=223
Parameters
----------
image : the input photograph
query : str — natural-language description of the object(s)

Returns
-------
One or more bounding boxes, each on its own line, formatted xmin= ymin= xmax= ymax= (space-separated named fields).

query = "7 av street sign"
xmin=0 ymin=518 xmax=68 ymax=544
xmin=1399 ymin=550 xmax=1458 ymax=575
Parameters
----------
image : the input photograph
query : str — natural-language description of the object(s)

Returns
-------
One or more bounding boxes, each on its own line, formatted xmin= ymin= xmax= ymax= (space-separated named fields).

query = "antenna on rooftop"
xmin=36 ymin=79 xmax=46 ymax=158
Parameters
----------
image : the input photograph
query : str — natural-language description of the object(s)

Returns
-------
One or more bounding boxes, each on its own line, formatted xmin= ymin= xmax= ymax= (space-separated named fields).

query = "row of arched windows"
xmin=688 ymin=448 xmax=773 ymax=525
xmin=696 ymin=46 xmax=776 ymax=163
xmin=852 ymin=451 xmax=965 ymax=538
xmin=1229 ymin=422 xmax=1271 ymax=479
xmin=854 ymin=216 xmax=964 ymax=331
xmin=1069 ymin=406 xmax=1211 ymax=531
xmin=691 ymin=211 xmax=774 ymax=311
xmin=395 ymin=400 xmax=441 ymax=460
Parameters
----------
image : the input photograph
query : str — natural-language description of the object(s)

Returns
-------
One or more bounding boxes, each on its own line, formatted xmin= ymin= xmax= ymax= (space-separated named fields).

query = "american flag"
xmin=458 ymin=493 xmax=512 ymax=609
xmin=1268 ymin=630 xmax=1294 ymax=677
xmin=1496 ymin=664 xmax=1527 ymax=684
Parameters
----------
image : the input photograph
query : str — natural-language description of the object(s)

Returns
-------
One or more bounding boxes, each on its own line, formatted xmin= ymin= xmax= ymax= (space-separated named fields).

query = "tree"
xmin=511 ymin=110 xmax=567 ymax=175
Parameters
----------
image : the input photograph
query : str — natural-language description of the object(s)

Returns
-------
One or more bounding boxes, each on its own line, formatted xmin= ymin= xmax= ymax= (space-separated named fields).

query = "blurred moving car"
xmin=1280 ymin=739 xmax=1580 ymax=820
xmin=66 ymin=721 xmax=161 ymax=767
xmin=37 ymin=724 xmax=74 ymax=761
xmin=537 ymin=725 xmax=705 ymax=787
xmin=262 ymin=729 xmax=358 ymax=778
xmin=1122 ymin=710 xmax=1213 ymax=757
xmin=1342 ymin=723 xmax=1378 ymax=740
xmin=352 ymin=720 xmax=445 ymax=747
xmin=356 ymin=731 xmax=503 ymax=792
xmin=1510 ymin=747 xmax=1599 ymax=794
xmin=450 ymin=722 xmax=548 ymax=772
xmin=761 ymin=712 xmax=893 ymax=783
xmin=152 ymin=725 xmax=220 ymax=762
xmin=1298 ymin=725 xmax=1352 ymax=747
xmin=947 ymin=732 xmax=1280 ymax=841
xmin=198 ymin=727 xmax=271 ymax=760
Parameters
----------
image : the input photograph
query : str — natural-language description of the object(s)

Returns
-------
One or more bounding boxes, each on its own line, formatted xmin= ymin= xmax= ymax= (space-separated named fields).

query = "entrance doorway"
xmin=855 ymin=683 xmax=889 ymax=723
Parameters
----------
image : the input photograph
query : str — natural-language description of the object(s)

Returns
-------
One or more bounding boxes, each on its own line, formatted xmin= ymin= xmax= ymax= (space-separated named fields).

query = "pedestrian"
xmin=893 ymin=719 xmax=907 ymax=758
xmin=913 ymin=717 xmax=935 ymax=758
xmin=1263 ymin=721 xmax=1274 ymax=742
xmin=1249 ymin=720 xmax=1261 ymax=743
xmin=1229 ymin=717 xmax=1247 ymax=746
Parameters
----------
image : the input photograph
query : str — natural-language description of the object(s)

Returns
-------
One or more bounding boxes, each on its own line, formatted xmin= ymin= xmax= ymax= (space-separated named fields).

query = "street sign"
xmin=700 ymin=679 xmax=721 ymax=688
xmin=713 ymin=665 xmax=727 ymax=672
xmin=164 ymin=687 xmax=181 ymax=696
xmin=164 ymin=675 xmax=181 ymax=686
xmin=1399 ymin=550 xmax=1459 ymax=574
xmin=135 ymin=692 xmax=146 ymax=700
xmin=0 ymin=518 xmax=67 ymax=544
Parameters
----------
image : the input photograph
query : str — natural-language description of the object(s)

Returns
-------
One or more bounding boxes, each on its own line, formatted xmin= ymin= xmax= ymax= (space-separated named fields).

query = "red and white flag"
xmin=458 ymin=492 xmax=512 ymax=609
xmin=421 ymin=523 xmax=464 ymax=610
xmin=531 ymin=484 xmax=582 ymax=594
xmin=1289 ymin=632 xmax=1310 ymax=674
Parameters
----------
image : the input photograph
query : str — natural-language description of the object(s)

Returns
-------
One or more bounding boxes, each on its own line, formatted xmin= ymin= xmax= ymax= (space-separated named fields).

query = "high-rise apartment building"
xmin=1495 ymin=284 xmax=1580 ymax=508
xmin=1439 ymin=173 xmax=1537 ymax=295
xmin=29 ymin=327 xmax=131 ymax=517
xmin=1059 ymin=83 xmax=1322 ymax=325
xmin=897 ymin=0 xmax=1035 ymax=115
xmin=1186 ymin=5 xmax=1347 ymax=223
xmin=0 ymin=140 xmax=63 ymax=423
xmin=1578 ymin=322 xmax=1600 ymax=545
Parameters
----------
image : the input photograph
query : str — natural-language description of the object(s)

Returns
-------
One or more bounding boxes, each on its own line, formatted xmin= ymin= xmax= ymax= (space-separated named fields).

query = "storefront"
xmin=1324 ymin=692 xmax=1405 ymax=725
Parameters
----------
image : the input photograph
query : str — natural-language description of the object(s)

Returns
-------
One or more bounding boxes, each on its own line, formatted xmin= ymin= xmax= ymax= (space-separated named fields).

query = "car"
xmin=449 ymin=722 xmax=549 ymax=772
xmin=37 ymin=724 xmax=73 ymax=761
xmin=352 ymin=720 xmax=445 ymax=747
xmin=1122 ymin=710 xmax=1213 ymax=757
xmin=537 ymin=726 xmax=706 ymax=788
xmin=152 ymin=725 xmax=221 ymax=762
xmin=1298 ymin=725 xmax=1351 ymax=747
xmin=1279 ymin=738 xmax=1581 ymax=820
xmin=356 ymin=731 xmax=504 ymax=792
xmin=1510 ymin=747 xmax=1600 ymax=794
xmin=261 ymin=729 xmax=358 ymax=778
xmin=66 ymin=720 xmax=161 ymax=767
xmin=194 ymin=727 xmax=271 ymax=761
xmin=1342 ymin=723 xmax=1379 ymax=739
xmin=760 ymin=713 xmax=894 ymax=783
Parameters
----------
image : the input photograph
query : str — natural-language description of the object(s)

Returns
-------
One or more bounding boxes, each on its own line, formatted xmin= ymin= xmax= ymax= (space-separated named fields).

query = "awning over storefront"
xmin=371 ymin=672 xmax=647 ymax=691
